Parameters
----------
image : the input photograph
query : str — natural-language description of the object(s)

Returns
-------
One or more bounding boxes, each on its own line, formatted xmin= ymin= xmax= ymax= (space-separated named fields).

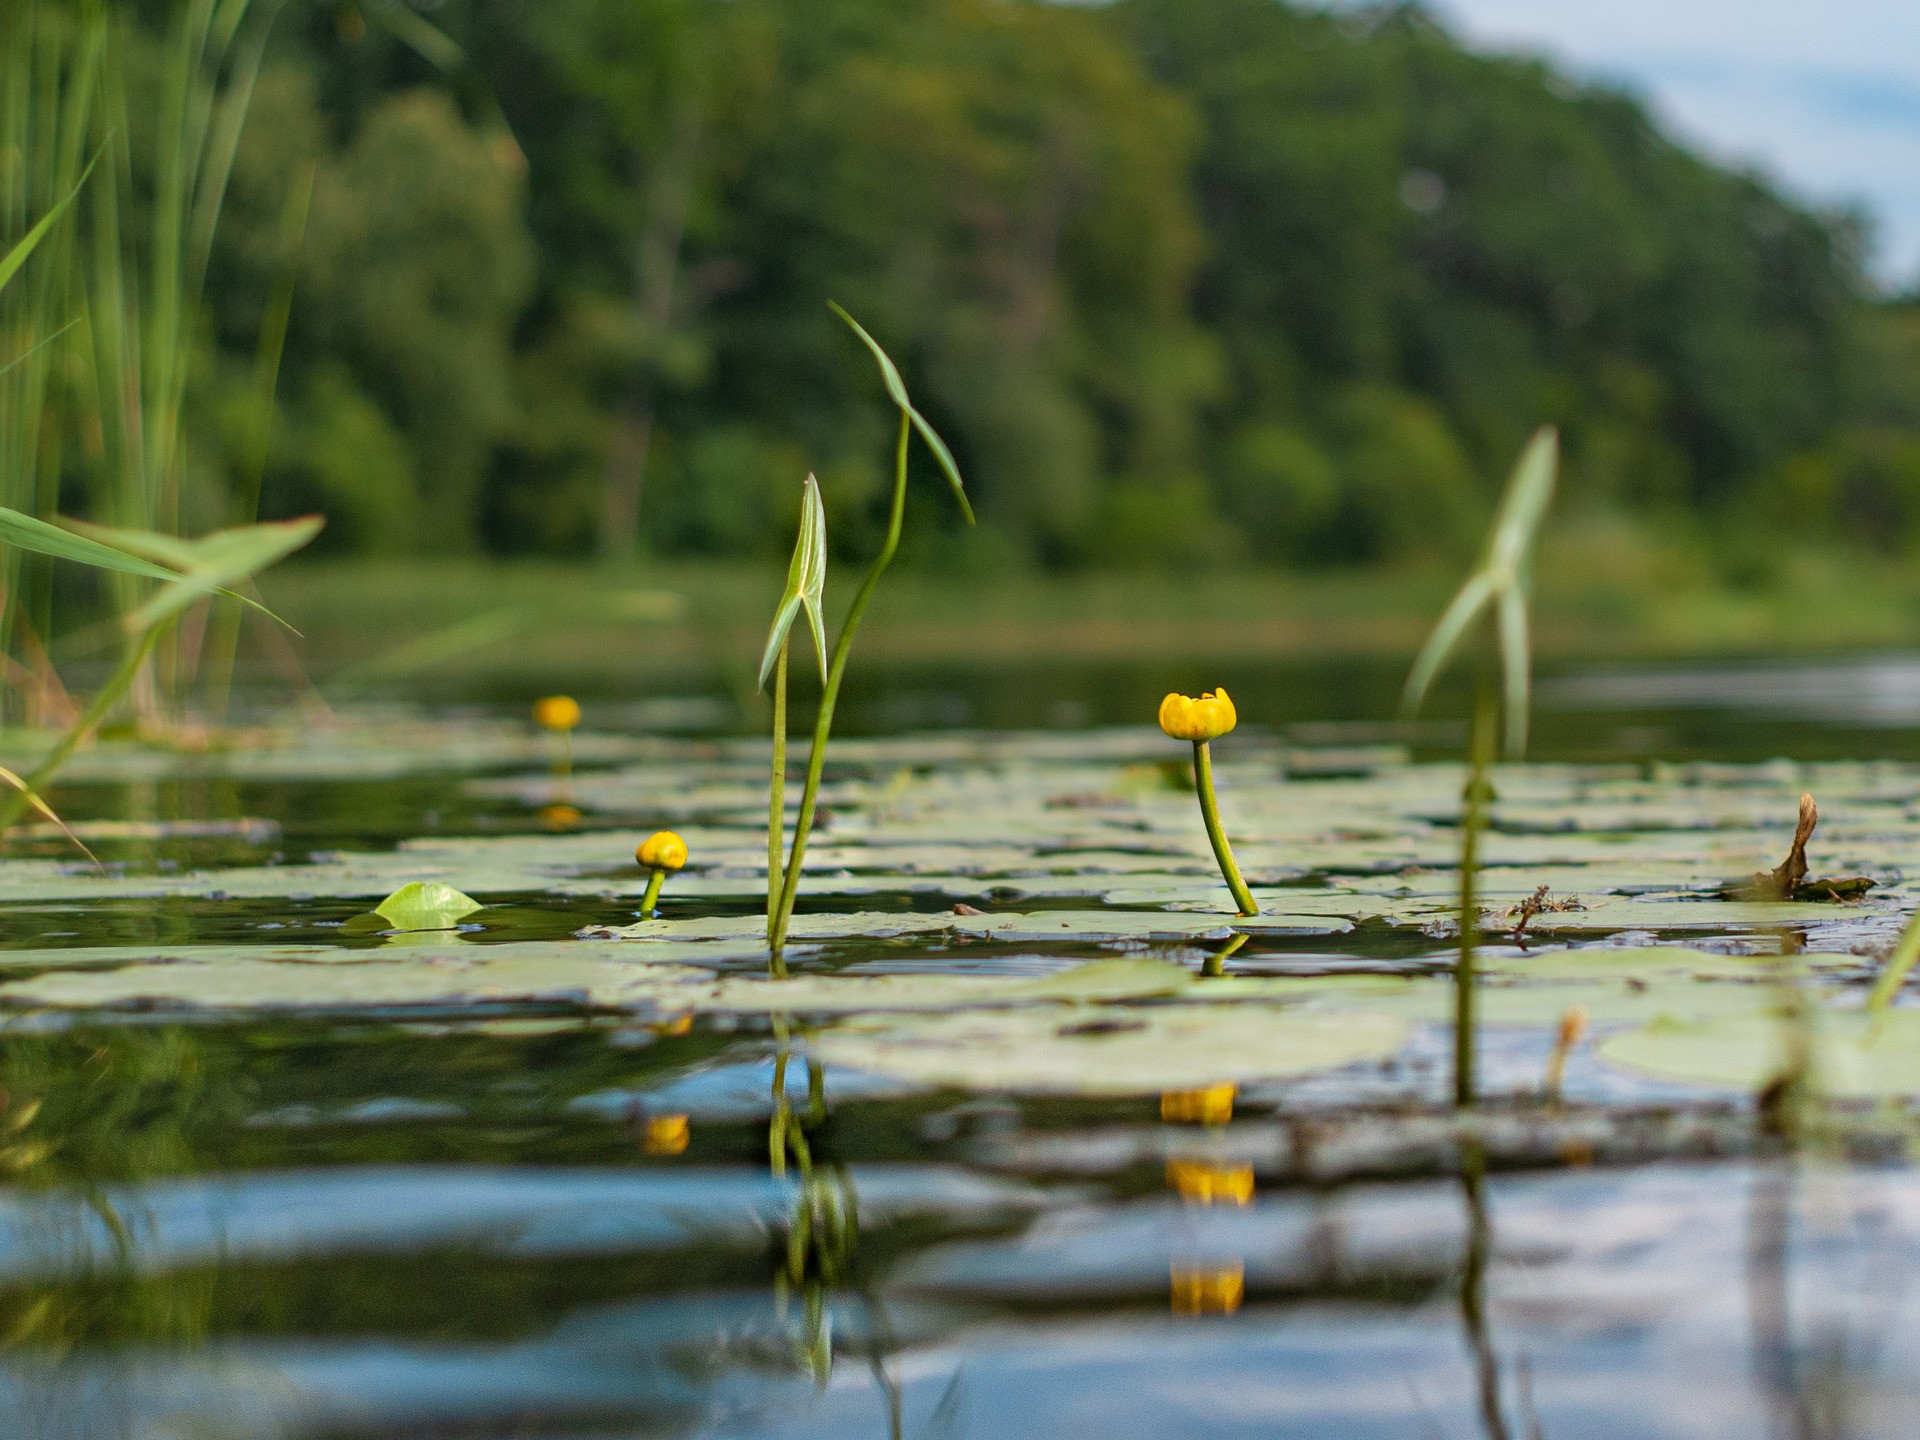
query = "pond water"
xmin=5 ymin=651 xmax=1920 ymax=1438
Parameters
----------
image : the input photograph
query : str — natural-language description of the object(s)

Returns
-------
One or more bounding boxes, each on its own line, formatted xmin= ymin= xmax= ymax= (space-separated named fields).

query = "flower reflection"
xmin=1165 ymin=1159 xmax=1254 ymax=1206
xmin=1170 ymin=1263 xmax=1245 ymax=1316
xmin=1161 ymin=1082 xmax=1235 ymax=1125
xmin=643 ymin=1114 xmax=690 ymax=1155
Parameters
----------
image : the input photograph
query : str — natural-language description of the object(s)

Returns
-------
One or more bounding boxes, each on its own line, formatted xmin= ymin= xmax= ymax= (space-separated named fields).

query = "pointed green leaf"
xmin=909 ymin=406 xmax=975 ymax=525
xmin=1497 ymin=586 xmax=1530 ymax=758
xmin=1485 ymin=426 xmax=1558 ymax=582
xmin=759 ymin=475 xmax=830 ymax=689
xmin=0 ymin=508 xmax=187 ymax=586
xmin=1401 ymin=570 xmax=1494 ymax=717
xmin=119 ymin=516 xmax=323 ymax=634
xmin=828 ymin=300 xmax=912 ymax=411
xmin=828 ymin=301 xmax=974 ymax=523
xmin=0 ymin=152 xmax=97 ymax=296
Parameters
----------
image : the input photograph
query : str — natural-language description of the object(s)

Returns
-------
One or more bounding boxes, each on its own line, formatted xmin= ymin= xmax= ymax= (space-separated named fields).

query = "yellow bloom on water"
xmin=539 ymin=803 xmax=582 ymax=831
xmin=1158 ymin=688 xmax=1237 ymax=742
xmin=637 ymin=831 xmax=689 ymax=871
xmin=1166 ymin=1160 xmax=1254 ymax=1206
xmin=533 ymin=695 xmax=581 ymax=731
xmin=1161 ymin=1083 xmax=1236 ymax=1125
xmin=1170 ymin=1262 xmax=1245 ymax=1316
xmin=643 ymin=1114 xmax=690 ymax=1155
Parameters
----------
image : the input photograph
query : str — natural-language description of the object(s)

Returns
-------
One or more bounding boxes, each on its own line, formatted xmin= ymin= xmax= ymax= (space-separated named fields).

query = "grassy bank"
xmin=250 ymin=522 xmax=1920 ymax=701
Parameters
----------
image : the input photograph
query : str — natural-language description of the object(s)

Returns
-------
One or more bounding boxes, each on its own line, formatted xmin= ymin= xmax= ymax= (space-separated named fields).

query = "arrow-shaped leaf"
xmin=828 ymin=301 xmax=975 ymax=525
xmin=759 ymin=474 xmax=829 ymax=688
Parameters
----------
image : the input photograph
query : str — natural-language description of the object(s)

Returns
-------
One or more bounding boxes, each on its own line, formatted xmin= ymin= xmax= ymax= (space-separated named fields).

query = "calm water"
xmin=8 ymin=651 xmax=1920 ymax=1439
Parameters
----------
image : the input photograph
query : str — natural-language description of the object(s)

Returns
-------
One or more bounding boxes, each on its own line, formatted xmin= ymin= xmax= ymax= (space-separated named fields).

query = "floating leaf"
xmin=1598 ymin=1010 xmax=1920 ymax=1098
xmin=812 ymin=1004 xmax=1410 ymax=1095
xmin=374 ymin=881 xmax=485 ymax=931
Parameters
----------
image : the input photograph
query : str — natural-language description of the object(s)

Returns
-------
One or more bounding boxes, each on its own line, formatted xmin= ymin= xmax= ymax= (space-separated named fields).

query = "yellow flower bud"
xmin=533 ymin=695 xmax=581 ymax=731
xmin=1158 ymin=688 xmax=1237 ymax=742
xmin=637 ymin=830 xmax=689 ymax=872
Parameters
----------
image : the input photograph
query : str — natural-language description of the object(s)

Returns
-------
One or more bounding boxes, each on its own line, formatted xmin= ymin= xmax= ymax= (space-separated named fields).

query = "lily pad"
xmin=374 ymin=882 xmax=485 ymax=931
xmin=810 ymin=1004 xmax=1411 ymax=1094
xmin=1598 ymin=1009 xmax=1920 ymax=1097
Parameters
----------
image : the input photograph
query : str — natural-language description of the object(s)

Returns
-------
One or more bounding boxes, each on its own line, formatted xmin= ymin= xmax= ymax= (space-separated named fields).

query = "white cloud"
xmin=1433 ymin=0 xmax=1920 ymax=284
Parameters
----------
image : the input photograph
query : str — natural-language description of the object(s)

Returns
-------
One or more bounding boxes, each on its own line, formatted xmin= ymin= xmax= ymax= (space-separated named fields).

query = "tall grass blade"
xmin=0 ymin=507 xmax=188 ymax=586
xmin=0 ymin=763 xmax=98 ymax=868
xmin=0 ymin=151 xmax=96 ymax=295
xmin=117 ymin=515 xmax=322 ymax=632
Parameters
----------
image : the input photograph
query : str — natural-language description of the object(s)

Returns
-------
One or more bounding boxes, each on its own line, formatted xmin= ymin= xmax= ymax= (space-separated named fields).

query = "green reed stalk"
xmin=769 ymin=638 xmax=788 ymax=925
xmin=769 ymin=413 xmax=910 ymax=956
xmin=1455 ymin=686 xmax=1497 ymax=1108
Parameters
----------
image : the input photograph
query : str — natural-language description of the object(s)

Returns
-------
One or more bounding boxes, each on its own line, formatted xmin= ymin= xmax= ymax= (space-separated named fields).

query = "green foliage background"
xmin=150 ymin=1 xmax=1920 ymax=568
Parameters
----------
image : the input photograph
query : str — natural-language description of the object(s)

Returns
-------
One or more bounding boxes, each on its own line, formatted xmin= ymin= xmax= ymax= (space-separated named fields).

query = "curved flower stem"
xmin=640 ymin=868 xmax=666 ymax=918
xmin=1193 ymin=739 xmax=1257 ymax=916
xmin=768 ymin=638 xmax=788 ymax=926
xmin=769 ymin=411 xmax=912 ymax=957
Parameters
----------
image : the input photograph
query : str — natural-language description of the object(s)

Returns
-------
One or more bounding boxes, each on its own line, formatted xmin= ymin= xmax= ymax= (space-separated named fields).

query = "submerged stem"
xmin=768 ymin=639 xmax=788 ymax=926
xmin=769 ymin=411 xmax=911 ymax=956
xmin=1193 ymin=739 xmax=1257 ymax=916
xmin=1455 ymin=688 xmax=1497 ymax=1108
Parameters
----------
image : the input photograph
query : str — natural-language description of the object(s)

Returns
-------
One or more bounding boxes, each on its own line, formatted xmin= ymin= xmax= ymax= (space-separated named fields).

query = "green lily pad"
xmin=374 ymin=881 xmax=484 ymax=931
xmin=1598 ymin=1009 xmax=1920 ymax=1096
xmin=810 ymin=1004 xmax=1411 ymax=1094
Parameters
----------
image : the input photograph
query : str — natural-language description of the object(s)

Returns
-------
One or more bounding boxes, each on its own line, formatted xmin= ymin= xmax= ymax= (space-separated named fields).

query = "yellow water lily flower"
xmin=637 ymin=831 xmax=689 ymax=872
xmin=1159 ymin=689 xmax=1237 ymax=742
xmin=533 ymin=695 xmax=581 ymax=731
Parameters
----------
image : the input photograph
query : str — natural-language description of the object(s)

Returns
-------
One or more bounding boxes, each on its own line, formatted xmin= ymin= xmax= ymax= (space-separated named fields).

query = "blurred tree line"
xmin=184 ymin=0 xmax=1913 ymax=568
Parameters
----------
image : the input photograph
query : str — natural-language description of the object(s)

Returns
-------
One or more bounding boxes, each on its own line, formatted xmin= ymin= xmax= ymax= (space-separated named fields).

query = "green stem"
xmin=0 ymin=623 xmax=161 ymax=833
xmin=1193 ymin=739 xmax=1257 ymax=916
xmin=1868 ymin=908 xmax=1920 ymax=1016
xmin=640 ymin=867 xmax=665 ymax=918
xmin=768 ymin=638 xmax=787 ymax=926
xmin=1456 ymin=689 xmax=1496 ymax=1108
xmin=769 ymin=410 xmax=911 ymax=956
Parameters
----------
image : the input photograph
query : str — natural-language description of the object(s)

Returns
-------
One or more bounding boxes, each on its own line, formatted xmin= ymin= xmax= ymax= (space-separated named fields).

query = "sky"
xmin=1431 ymin=0 xmax=1920 ymax=288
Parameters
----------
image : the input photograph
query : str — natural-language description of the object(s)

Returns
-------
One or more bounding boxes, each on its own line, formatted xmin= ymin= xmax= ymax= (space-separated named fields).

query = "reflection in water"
xmin=1165 ymin=1161 xmax=1254 ymax=1207
xmin=1459 ymin=1141 xmax=1512 ymax=1440
xmin=1161 ymin=1083 xmax=1235 ymax=1126
xmin=0 ymin=1029 xmax=225 ymax=1358
xmin=768 ymin=1016 xmax=902 ymax=1437
xmin=1170 ymin=1263 xmax=1244 ymax=1317
xmin=643 ymin=1114 xmax=690 ymax=1155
